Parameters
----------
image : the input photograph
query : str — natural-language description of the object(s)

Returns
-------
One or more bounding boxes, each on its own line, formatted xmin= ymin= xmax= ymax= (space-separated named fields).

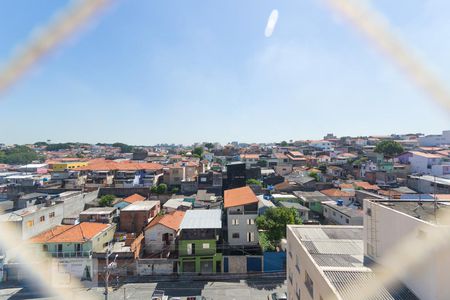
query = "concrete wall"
xmin=98 ymin=187 xmax=150 ymax=198
xmin=144 ymin=223 xmax=176 ymax=254
xmin=363 ymin=200 xmax=450 ymax=300
xmin=137 ymin=259 xmax=174 ymax=275
xmin=61 ymin=190 xmax=98 ymax=218
xmin=224 ymin=256 xmax=246 ymax=273
xmin=21 ymin=204 xmax=64 ymax=240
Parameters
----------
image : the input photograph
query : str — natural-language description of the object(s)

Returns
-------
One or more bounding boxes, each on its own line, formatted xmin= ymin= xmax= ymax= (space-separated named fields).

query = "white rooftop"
xmin=121 ymin=200 xmax=159 ymax=211
xmin=179 ymin=209 xmax=222 ymax=229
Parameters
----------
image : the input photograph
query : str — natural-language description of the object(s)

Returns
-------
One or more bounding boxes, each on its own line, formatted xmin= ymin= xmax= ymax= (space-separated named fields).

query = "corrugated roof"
xmin=290 ymin=226 xmax=418 ymax=300
xmin=324 ymin=271 xmax=419 ymax=300
xmin=179 ymin=209 xmax=222 ymax=229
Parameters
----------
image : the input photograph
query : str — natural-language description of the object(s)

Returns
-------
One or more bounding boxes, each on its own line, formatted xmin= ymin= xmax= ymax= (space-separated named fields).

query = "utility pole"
xmin=104 ymin=245 xmax=118 ymax=300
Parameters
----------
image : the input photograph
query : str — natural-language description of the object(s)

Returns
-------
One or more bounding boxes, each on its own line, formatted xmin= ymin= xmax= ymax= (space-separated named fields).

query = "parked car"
xmin=268 ymin=292 xmax=287 ymax=300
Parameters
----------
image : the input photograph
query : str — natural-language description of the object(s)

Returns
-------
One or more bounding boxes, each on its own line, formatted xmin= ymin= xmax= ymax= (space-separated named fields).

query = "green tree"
xmin=34 ymin=141 xmax=48 ymax=147
xmin=170 ymin=187 xmax=179 ymax=194
xmin=280 ymin=141 xmax=288 ymax=147
xmin=150 ymin=185 xmax=158 ymax=193
xmin=308 ymin=171 xmax=319 ymax=181
xmin=256 ymin=207 xmax=302 ymax=245
xmin=0 ymin=146 xmax=41 ymax=165
xmin=99 ymin=195 xmax=115 ymax=207
xmin=46 ymin=143 xmax=72 ymax=151
xmin=112 ymin=142 xmax=134 ymax=153
xmin=204 ymin=143 xmax=214 ymax=150
xmin=246 ymin=178 xmax=262 ymax=186
xmin=374 ymin=140 xmax=404 ymax=158
xmin=193 ymin=147 xmax=204 ymax=158
xmin=156 ymin=183 xmax=168 ymax=194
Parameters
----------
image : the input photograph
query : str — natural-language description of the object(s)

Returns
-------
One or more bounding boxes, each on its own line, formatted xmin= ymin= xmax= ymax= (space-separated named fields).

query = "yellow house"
xmin=51 ymin=162 xmax=88 ymax=172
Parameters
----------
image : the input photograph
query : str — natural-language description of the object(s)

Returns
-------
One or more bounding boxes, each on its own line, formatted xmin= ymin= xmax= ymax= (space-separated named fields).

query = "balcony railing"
xmin=50 ymin=251 xmax=92 ymax=258
xmin=228 ymin=210 xmax=258 ymax=215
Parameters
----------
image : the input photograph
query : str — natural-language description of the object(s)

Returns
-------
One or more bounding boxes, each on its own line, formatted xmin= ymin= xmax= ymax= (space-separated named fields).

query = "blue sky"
xmin=0 ymin=0 xmax=449 ymax=145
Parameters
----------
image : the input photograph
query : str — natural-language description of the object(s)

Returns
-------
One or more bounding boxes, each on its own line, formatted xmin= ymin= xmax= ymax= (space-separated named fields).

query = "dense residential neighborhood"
xmin=0 ymin=131 xmax=449 ymax=298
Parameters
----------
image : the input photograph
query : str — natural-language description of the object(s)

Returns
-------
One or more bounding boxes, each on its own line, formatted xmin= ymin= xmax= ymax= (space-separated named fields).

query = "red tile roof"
xmin=145 ymin=211 xmax=185 ymax=231
xmin=224 ymin=186 xmax=258 ymax=208
xmin=30 ymin=223 xmax=111 ymax=243
xmin=320 ymin=188 xmax=354 ymax=198
xmin=354 ymin=181 xmax=380 ymax=191
xmin=240 ymin=154 xmax=260 ymax=159
xmin=75 ymin=160 xmax=163 ymax=171
xmin=124 ymin=193 xmax=146 ymax=203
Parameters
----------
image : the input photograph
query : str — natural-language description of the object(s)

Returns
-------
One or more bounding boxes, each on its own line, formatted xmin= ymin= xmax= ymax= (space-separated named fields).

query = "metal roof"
xmin=324 ymin=270 xmax=419 ymax=300
xmin=179 ymin=209 xmax=222 ymax=230
xmin=289 ymin=226 xmax=418 ymax=299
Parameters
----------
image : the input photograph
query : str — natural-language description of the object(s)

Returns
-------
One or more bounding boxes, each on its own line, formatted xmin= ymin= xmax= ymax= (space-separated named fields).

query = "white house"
xmin=144 ymin=211 xmax=185 ymax=255
xmin=309 ymin=140 xmax=334 ymax=151
xmin=409 ymin=151 xmax=443 ymax=174
xmin=224 ymin=186 xmax=259 ymax=247
xmin=418 ymin=130 xmax=450 ymax=146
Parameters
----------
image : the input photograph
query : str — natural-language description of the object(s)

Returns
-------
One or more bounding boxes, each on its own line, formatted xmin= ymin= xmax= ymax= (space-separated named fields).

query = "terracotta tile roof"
xmin=339 ymin=183 xmax=354 ymax=189
xmin=29 ymin=222 xmax=111 ymax=243
xmin=75 ymin=160 xmax=163 ymax=171
xmin=409 ymin=151 xmax=443 ymax=159
xmin=354 ymin=181 xmax=380 ymax=191
xmin=29 ymin=225 xmax=73 ymax=243
xmin=288 ymin=151 xmax=303 ymax=157
xmin=240 ymin=154 xmax=260 ymax=159
xmin=224 ymin=186 xmax=258 ymax=208
xmin=145 ymin=211 xmax=185 ymax=231
xmin=124 ymin=193 xmax=146 ymax=203
xmin=320 ymin=188 xmax=354 ymax=198
xmin=273 ymin=153 xmax=288 ymax=159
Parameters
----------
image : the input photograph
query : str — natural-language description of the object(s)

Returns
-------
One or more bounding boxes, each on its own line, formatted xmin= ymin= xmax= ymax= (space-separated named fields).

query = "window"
xmin=49 ymin=212 xmax=55 ymax=218
xmin=295 ymin=255 xmax=300 ymax=272
xmin=232 ymin=219 xmax=239 ymax=225
xmin=232 ymin=233 xmax=240 ymax=239
xmin=202 ymin=243 xmax=210 ymax=249
xmin=305 ymin=271 xmax=314 ymax=298
xmin=247 ymin=218 xmax=255 ymax=225
xmin=346 ymin=218 xmax=349 ymax=224
xmin=247 ymin=232 xmax=255 ymax=242
xmin=26 ymin=220 xmax=34 ymax=228
xmin=333 ymin=211 xmax=336 ymax=216
xmin=39 ymin=215 xmax=45 ymax=222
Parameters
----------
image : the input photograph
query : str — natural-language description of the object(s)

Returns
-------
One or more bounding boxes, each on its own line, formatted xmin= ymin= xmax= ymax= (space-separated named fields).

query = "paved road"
xmin=0 ymin=278 xmax=286 ymax=300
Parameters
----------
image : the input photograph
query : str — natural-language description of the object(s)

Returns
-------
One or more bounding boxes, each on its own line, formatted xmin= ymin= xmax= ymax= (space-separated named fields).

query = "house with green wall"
xmin=178 ymin=209 xmax=222 ymax=274
xmin=29 ymin=222 xmax=116 ymax=257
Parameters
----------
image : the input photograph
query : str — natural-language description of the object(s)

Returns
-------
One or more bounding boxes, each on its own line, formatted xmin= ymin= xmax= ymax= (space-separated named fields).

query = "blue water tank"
xmin=336 ymin=199 xmax=344 ymax=206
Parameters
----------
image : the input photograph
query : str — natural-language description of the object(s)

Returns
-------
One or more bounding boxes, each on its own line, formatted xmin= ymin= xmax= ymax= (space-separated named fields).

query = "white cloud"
xmin=264 ymin=9 xmax=279 ymax=37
